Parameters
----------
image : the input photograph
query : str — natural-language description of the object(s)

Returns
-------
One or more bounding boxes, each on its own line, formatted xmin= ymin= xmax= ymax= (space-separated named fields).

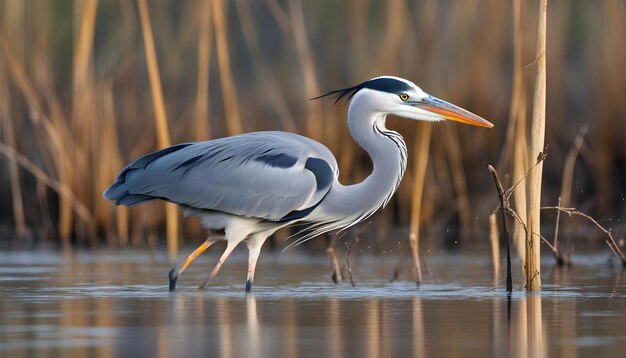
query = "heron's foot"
xmin=245 ymin=278 xmax=253 ymax=293
xmin=198 ymin=279 xmax=210 ymax=291
xmin=168 ymin=267 xmax=180 ymax=291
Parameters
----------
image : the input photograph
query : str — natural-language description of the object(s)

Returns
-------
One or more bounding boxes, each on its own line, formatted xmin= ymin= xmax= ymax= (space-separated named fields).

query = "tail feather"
xmin=103 ymin=180 xmax=155 ymax=206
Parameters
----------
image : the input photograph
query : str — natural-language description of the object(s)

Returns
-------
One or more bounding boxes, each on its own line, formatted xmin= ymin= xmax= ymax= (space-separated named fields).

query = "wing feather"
xmin=104 ymin=132 xmax=338 ymax=221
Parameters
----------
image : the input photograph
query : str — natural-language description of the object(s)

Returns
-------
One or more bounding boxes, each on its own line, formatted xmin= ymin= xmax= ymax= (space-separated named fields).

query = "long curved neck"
xmin=319 ymin=96 xmax=407 ymax=223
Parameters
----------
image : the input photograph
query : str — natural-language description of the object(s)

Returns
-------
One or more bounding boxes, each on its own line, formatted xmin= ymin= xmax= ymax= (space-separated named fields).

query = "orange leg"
xmin=198 ymin=240 xmax=239 ymax=290
xmin=169 ymin=239 xmax=215 ymax=291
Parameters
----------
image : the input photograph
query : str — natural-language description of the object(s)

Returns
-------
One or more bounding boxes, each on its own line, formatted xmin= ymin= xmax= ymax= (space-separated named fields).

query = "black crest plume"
xmin=312 ymin=77 xmax=412 ymax=104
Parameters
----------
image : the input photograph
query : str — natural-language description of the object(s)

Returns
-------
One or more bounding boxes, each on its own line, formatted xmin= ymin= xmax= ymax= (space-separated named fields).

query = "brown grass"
xmin=0 ymin=0 xmax=623 ymax=259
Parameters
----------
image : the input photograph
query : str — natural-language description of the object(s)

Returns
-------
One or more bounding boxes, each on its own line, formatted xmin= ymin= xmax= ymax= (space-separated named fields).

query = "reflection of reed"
xmin=366 ymin=300 xmax=380 ymax=358
xmin=245 ymin=295 xmax=261 ymax=358
xmin=216 ymin=297 xmax=233 ymax=358
xmin=326 ymin=298 xmax=343 ymax=358
xmin=527 ymin=295 xmax=544 ymax=358
xmin=412 ymin=298 xmax=425 ymax=358
xmin=283 ymin=299 xmax=298 ymax=358
xmin=509 ymin=294 xmax=545 ymax=358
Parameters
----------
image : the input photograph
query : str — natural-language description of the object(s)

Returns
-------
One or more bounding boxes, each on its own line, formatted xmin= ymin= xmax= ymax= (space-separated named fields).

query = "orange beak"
xmin=414 ymin=96 xmax=494 ymax=128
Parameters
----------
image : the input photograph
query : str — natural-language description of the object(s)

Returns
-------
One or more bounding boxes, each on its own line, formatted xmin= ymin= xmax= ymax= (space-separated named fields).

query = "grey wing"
xmin=103 ymin=131 xmax=338 ymax=221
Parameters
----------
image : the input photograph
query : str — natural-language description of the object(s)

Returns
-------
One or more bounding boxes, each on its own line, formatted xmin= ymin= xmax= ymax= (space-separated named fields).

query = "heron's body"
xmin=104 ymin=76 xmax=492 ymax=292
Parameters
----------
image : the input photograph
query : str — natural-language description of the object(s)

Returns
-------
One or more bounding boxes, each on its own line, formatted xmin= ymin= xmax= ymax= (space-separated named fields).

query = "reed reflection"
xmin=245 ymin=295 xmax=260 ymax=358
xmin=507 ymin=294 xmax=545 ymax=358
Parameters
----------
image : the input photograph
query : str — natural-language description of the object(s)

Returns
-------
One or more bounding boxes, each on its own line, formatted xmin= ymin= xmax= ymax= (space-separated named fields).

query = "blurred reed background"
xmin=0 ymin=0 xmax=624 ymax=254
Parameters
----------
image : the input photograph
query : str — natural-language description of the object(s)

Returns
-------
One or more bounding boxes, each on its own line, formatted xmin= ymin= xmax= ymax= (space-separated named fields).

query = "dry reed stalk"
xmin=443 ymin=126 xmax=472 ymax=239
xmin=489 ymin=213 xmax=501 ymax=283
xmin=137 ymin=0 xmax=179 ymax=258
xmin=264 ymin=0 xmax=290 ymax=35
xmin=511 ymin=0 xmax=528 ymax=266
xmin=195 ymin=0 xmax=212 ymax=141
xmin=408 ymin=123 xmax=432 ymax=285
xmin=287 ymin=0 xmax=322 ymax=141
xmin=0 ymin=60 xmax=28 ymax=239
xmin=377 ymin=0 xmax=406 ymax=70
xmin=0 ymin=142 xmax=95 ymax=230
xmin=70 ymin=0 xmax=98 ymax=231
xmin=525 ymin=0 xmax=548 ymax=291
xmin=346 ymin=0 xmax=367 ymax=77
xmin=72 ymin=0 xmax=98 ymax=120
xmin=560 ymin=126 xmax=587 ymax=208
xmin=0 ymin=29 xmax=79 ymax=245
xmin=235 ymin=0 xmax=296 ymax=133
xmin=211 ymin=0 xmax=243 ymax=135
xmin=512 ymin=99 xmax=528 ymax=265
xmin=95 ymin=84 xmax=128 ymax=244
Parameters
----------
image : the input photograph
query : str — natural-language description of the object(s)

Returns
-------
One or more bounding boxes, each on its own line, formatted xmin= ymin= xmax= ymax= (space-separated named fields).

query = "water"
xmin=0 ymin=248 xmax=625 ymax=357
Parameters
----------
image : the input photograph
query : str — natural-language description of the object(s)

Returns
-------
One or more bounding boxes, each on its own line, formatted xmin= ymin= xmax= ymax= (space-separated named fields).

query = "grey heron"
xmin=103 ymin=76 xmax=493 ymax=292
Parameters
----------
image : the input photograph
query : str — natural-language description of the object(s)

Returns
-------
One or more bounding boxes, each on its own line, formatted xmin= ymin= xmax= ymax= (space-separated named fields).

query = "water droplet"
xmin=454 ymin=240 xmax=458 ymax=245
xmin=446 ymin=228 xmax=450 ymax=233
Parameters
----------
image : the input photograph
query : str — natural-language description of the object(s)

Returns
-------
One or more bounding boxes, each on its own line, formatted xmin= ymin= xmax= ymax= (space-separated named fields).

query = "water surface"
xmin=0 ymin=248 xmax=624 ymax=357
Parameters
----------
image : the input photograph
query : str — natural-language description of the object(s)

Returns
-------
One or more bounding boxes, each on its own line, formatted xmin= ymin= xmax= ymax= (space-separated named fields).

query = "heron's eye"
xmin=399 ymin=93 xmax=409 ymax=101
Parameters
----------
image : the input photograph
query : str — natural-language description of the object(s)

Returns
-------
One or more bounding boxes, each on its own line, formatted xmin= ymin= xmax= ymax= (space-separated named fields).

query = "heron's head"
xmin=315 ymin=76 xmax=493 ymax=128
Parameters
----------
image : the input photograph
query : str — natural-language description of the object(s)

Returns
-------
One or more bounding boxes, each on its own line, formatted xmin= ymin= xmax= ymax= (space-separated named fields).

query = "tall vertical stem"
xmin=138 ymin=0 xmax=178 ymax=259
xmin=212 ymin=0 xmax=243 ymax=135
xmin=409 ymin=123 xmax=432 ymax=285
xmin=526 ymin=0 xmax=547 ymax=291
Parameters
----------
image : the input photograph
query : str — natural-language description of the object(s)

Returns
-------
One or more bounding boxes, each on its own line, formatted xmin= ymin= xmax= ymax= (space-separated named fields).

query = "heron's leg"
xmin=198 ymin=240 xmax=240 ymax=290
xmin=245 ymin=234 xmax=268 ymax=293
xmin=169 ymin=238 xmax=217 ymax=291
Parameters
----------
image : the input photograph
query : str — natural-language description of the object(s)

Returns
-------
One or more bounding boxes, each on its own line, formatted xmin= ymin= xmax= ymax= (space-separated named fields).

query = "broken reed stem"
xmin=345 ymin=235 xmax=360 ymax=287
xmin=137 ymin=0 xmax=178 ymax=259
xmin=489 ymin=212 xmax=501 ymax=283
xmin=526 ymin=0 xmax=548 ymax=292
xmin=488 ymin=165 xmax=513 ymax=292
xmin=560 ymin=126 xmax=588 ymax=208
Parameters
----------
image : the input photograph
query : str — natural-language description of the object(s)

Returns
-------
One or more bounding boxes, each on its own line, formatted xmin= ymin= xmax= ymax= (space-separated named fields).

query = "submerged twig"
xmin=541 ymin=206 xmax=626 ymax=265
xmin=344 ymin=235 xmax=360 ymax=287
xmin=488 ymin=165 xmax=512 ymax=292
xmin=391 ymin=247 xmax=411 ymax=282
xmin=326 ymin=236 xmax=342 ymax=283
